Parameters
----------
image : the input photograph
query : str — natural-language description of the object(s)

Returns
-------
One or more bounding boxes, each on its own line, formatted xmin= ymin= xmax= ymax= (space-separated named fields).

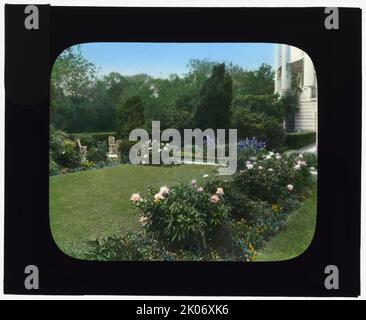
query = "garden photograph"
xmin=49 ymin=42 xmax=318 ymax=262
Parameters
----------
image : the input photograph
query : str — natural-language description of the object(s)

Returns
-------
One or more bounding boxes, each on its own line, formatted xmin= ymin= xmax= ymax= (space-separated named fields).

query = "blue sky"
xmin=79 ymin=42 xmax=275 ymax=78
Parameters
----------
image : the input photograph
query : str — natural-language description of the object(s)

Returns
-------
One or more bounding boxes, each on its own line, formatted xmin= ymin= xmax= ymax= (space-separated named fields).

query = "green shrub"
xmin=87 ymin=142 xmax=107 ymax=163
xmin=68 ymin=132 xmax=115 ymax=144
xmin=233 ymin=151 xmax=312 ymax=205
xmin=49 ymin=160 xmax=60 ymax=176
xmin=119 ymin=140 xmax=135 ymax=163
xmin=285 ymin=132 xmax=316 ymax=149
xmin=132 ymin=182 xmax=231 ymax=249
xmin=52 ymin=138 xmax=81 ymax=168
xmin=85 ymin=230 xmax=256 ymax=262
xmin=73 ymin=134 xmax=96 ymax=148
xmin=232 ymin=109 xmax=285 ymax=149
xmin=302 ymin=152 xmax=318 ymax=169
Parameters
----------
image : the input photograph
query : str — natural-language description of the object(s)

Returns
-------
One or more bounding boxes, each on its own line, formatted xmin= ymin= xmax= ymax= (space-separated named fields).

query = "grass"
xmin=50 ymin=164 xmax=216 ymax=259
xmin=256 ymin=186 xmax=317 ymax=261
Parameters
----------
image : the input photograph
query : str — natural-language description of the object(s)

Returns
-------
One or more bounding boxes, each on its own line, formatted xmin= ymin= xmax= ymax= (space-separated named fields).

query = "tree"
xmin=116 ymin=96 xmax=145 ymax=139
xmin=195 ymin=63 xmax=233 ymax=130
xmin=50 ymin=46 xmax=97 ymax=132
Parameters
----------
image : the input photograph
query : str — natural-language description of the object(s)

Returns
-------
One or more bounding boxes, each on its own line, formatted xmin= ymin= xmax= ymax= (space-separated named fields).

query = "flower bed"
xmin=86 ymin=150 xmax=315 ymax=261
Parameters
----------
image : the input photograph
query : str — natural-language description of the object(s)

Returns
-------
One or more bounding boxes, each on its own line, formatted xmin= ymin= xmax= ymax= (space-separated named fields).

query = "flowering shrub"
xmin=233 ymin=151 xmax=312 ymax=204
xmin=85 ymin=150 xmax=315 ymax=262
xmin=131 ymin=182 xmax=231 ymax=249
xmin=238 ymin=137 xmax=266 ymax=153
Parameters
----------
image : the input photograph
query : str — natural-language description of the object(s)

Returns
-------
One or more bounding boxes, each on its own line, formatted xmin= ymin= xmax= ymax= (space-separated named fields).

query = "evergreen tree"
xmin=195 ymin=63 xmax=233 ymax=130
xmin=116 ymin=96 xmax=145 ymax=139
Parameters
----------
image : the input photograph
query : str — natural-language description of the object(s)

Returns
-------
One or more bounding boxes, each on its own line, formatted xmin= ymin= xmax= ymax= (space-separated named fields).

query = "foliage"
xmin=194 ymin=63 xmax=233 ymax=130
xmin=50 ymin=46 xmax=98 ymax=132
xmin=233 ymin=151 xmax=312 ymax=205
xmin=69 ymin=132 xmax=116 ymax=144
xmin=116 ymin=96 xmax=145 ymax=139
xmin=279 ymin=92 xmax=300 ymax=131
xmin=232 ymin=108 xmax=285 ymax=149
xmin=302 ymin=152 xmax=317 ymax=169
xmin=238 ymin=137 xmax=266 ymax=153
xmin=49 ymin=160 xmax=61 ymax=176
xmin=86 ymin=144 xmax=107 ymax=163
xmin=50 ymin=132 xmax=81 ymax=169
xmin=285 ymin=131 xmax=316 ymax=149
xmin=133 ymin=183 xmax=231 ymax=249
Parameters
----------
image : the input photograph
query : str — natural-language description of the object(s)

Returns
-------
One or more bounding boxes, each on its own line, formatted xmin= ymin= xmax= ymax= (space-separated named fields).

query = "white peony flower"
xmin=159 ymin=186 xmax=169 ymax=195
xmin=276 ymin=155 xmax=282 ymax=160
xmin=287 ymin=184 xmax=294 ymax=192
xmin=216 ymin=187 xmax=224 ymax=196
xmin=258 ymin=166 xmax=263 ymax=170
xmin=197 ymin=187 xmax=204 ymax=192
xmin=130 ymin=193 xmax=141 ymax=202
xmin=268 ymin=168 xmax=273 ymax=172
xmin=294 ymin=164 xmax=301 ymax=170
xmin=154 ymin=192 xmax=165 ymax=201
xmin=246 ymin=164 xmax=254 ymax=170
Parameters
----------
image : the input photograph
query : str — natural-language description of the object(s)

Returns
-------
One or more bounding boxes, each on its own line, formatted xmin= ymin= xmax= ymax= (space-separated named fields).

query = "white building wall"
xmin=274 ymin=44 xmax=317 ymax=133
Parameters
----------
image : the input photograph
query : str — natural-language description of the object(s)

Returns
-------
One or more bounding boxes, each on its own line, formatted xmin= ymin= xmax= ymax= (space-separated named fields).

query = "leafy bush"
xmin=85 ymin=150 xmax=315 ymax=262
xmin=232 ymin=94 xmax=283 ymax=120
xmin=233 ymin=151 xmax=312 ymax=204
xmin=74 ymin=134 xmax=96 ymax=148
xmin=302 ymin=152 xmax=317 ymax=169
xmin=119 ymin=140 xmax=135 ymax=163
xmin=49 ymin=160 xmax=61 ymax=176
xmin=69 ymin=132 xmax=115 ymax=144
xmin=131 ymin=182 xmax=231 ymax=249
xmin=285 ymin=132 xmax=316 ymax=149
xmin=232 ymin=109 xmax=285 ymax=149
xmin=85 ymin=230 xmax=257 ymax=262
xmin=87 ymin=141 xmax=107 ymax=163
xmin=52 ymin=138 xmax=81 ymax=168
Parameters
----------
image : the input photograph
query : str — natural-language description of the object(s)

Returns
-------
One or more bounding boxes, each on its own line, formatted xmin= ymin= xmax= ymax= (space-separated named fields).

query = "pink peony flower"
xmin=210 ymin=194 xmax=220 ymax=204
xmin=287 ymin=184 xmax=294 ymax=192
xmin=130 ymin=193 xmax=141 ymax=202
xmin=197 ymin=187 xmax=204 ymax=192
xmin=191 ymin=179 xmax=197 ymax=187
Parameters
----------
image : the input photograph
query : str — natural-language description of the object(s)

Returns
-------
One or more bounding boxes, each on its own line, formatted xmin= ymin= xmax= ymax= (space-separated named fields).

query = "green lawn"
xmin=256 ymin=186 xmax=317 ymax=261
xmin=50 ymin=164 xmax=216 ymax=258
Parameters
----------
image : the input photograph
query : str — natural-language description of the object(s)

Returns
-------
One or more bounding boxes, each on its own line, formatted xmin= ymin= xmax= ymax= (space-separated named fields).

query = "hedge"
xmin=68 ymin=132 xmax=116 ymax=144
xmin=285 ymin=131 xmax=316 ymax=149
